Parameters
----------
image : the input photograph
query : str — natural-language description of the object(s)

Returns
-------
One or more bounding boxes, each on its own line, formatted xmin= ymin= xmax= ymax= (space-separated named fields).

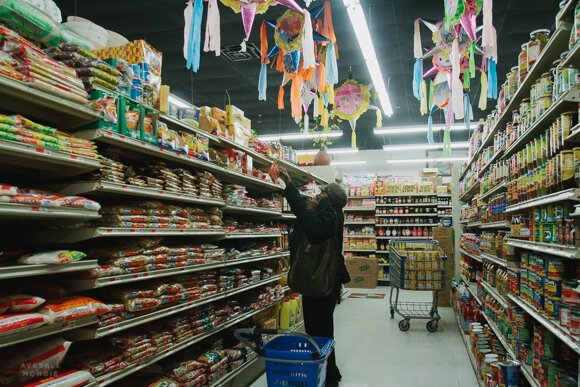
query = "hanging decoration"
xmin=332 ymin=79 xmax=370 ymax=148
xmin=220 ymin=0 xmax=276 ymax=51
xmin=413 ymin=0 xmax=497 ymax=143
xmin=257 ymin=0 xmax=337 ymax=142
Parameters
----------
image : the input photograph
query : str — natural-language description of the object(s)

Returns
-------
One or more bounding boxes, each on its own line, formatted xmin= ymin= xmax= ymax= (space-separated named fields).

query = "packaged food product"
xmin=0 ymin=313 xmax=51 ymax=336
xmin=39 ymin=296 xmax=107 ymax=322
xmin=0 ymin=338 xmax=71 ymax=384
xmin=0 ymin=294 xmax=45 ymax=312
xmin=22 ymin=369 xmax=95 ymax=387
xmin=125 ymin=297 xmax=160 ymax=312
xmin=18 ymin=250 xmax=86 ymax=265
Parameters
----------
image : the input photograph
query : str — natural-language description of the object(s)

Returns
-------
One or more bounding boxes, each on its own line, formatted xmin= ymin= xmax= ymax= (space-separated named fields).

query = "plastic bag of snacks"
xmin=0 ymin=294 xmax=45 ymax=312
xmin=22 ymin=369 xmax=95 ymax=387
xmin=0 ymin=338 xmax=71 ymax=384
xmin=0 ymin=313 xmax=51 ymax=336
xmin=39 ymin=296 xmax=108 ymax=322
xmin=18 ymin=250 xmax=86 ymax=265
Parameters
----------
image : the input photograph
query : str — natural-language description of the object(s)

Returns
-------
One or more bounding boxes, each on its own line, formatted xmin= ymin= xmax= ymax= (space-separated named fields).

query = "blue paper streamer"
xmin=427 ymin=112 xmax=434 ymax=144
xmin=325 ymin=42 xmax=338 ymax=85
xmin=487 ymin=58 xmax=497 ymax=100
xmin=464 ymin=93 xmax=471 ymax=130
xmin=258 ymin=63 xmax=267 ymax=101
xmin=187 ymin=0 xmax=203 ymax=72
xmin=412 ymin=58 xmax=422 ymax=100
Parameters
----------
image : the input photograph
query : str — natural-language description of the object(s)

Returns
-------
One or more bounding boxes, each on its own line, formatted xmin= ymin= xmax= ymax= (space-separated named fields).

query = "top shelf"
xmin=0 ymin=75 xmax=100 ymax=129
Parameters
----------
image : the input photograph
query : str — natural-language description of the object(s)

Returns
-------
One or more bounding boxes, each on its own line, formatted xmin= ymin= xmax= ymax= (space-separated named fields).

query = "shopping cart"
xmin=388 ymin=239 xmax=448 ymax=332
xmin=235 ymin=328 xmax=335 ymax=387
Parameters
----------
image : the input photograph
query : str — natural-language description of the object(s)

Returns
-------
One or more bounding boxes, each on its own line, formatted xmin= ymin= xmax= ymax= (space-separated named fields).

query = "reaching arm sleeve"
xmin=283 ymin=182 xmax=336 ymax=240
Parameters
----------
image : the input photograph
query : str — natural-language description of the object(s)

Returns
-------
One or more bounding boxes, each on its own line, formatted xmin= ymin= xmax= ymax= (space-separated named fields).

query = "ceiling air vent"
xmin=221 ymin=43 xmax=260 ymax=62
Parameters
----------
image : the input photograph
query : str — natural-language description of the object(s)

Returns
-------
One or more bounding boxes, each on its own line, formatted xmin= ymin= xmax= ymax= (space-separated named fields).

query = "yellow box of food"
xmin=93 ymin=40 xmax=162 ymax=76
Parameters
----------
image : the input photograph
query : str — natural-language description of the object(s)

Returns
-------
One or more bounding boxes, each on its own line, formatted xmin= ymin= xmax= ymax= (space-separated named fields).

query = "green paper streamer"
xmin=443 ymin=127 xmax=452 ymax=157
xmin=469 ymin=41 xmax=476 ymax=78
xmin=428 ymin=79 xmax=434 ymax=110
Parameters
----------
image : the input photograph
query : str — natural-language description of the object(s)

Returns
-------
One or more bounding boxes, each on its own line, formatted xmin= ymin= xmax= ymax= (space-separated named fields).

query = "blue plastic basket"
xmin=262 ymin=335 xmax=335 ymax=387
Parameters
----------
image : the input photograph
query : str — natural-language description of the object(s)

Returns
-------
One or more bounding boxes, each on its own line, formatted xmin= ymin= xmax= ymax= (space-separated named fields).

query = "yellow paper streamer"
xmin=321 ymin=108 xmax=329 ymax=127
xmin=479 ymin=71 xmax=488 ymax=110
xmin=420 ymin=79 xmax=427 ymax=115
xmin=351 ymin=129 xmax=356 ymax=148
xmin=376 ymin=108 xmax=382 ymax=128
xmin=327 ymin=84 xmax=335 ymax=105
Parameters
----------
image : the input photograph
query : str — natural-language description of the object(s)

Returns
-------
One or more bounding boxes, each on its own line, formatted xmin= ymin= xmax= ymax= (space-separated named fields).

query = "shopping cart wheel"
xmin=398 ymin=319 xmax=410 ymax=331
xmin=389 ymin=308 xmax=394 ymax=319
xmin=426 ymin=320 xmax=438 ymax=332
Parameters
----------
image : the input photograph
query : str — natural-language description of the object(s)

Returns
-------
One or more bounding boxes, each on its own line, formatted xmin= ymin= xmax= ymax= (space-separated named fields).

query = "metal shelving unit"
xmin=0 ymin=317 xmax=98 ymax=349
xmin=0 ymin=203 xmax=101 ymax=220
xmin=375 ymin=213 xmax=438 ymax=217
xmin=480 ymin=280 xmax=509 ymax=308
xmin=481 ymin=313 xmax=538 ymax=387
xmin=459 ymin=249 xmax=483 ymax=263
xmin=478 ymin=182 xmax=508 ymax=201
xmin=480 ymin=252 xmax=510 ymax=268
xmin=0 ymin=260 xmax=98 ymax=280
xmin=74 ymin=129 xmax=283 ymax=192
xmin=0 ymin=75 xmax=100 ymax=129
xmin=0 ymin=139 xmax=100 ymax=177
xmin=344 ymin=206 xmax=376 ymax=211
xmin=502 ymin=87 xmax=580 ymax=160
xmin=506 ymin=238 xmax=580 ymax=259
xmin=507 ymin=294 xmax=580 ymax=354
xmin=479 ymin=220 xmax=511 ymax=229
xmin=63 ymin=253 xmax=289 ymax=291
xmin=96 ymin=296 xmax=285 ymax=386
xmin=504 ymin=188 xmax=580 ymax=213
xmin=56 ymin=180 xmax=226 ymax=207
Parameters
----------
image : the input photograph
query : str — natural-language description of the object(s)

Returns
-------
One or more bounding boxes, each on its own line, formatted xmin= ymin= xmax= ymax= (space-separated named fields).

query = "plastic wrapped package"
xmin=125 ymin=297 xmax=160 ymax=312
xmin=0 ymin=338 xmax=71 ymax=384
xmin=64 ymin=344 xmax=126 ymax=377
xmin=18 ymin=250 xmax=86 ymax=265
xmin=0 ymin=313 xmax=51 ymax=335
xmin=102 ymin=287 xmax=156 ymax=301
xmin=22 ymin=369 xmax=95 ymax=387
xmin=0 ymin=294 xmax=45 ymax=312
xmin=39 ymin=296 xmax=108 ymax=322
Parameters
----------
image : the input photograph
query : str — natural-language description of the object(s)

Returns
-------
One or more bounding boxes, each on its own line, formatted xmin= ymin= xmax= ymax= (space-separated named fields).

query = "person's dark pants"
xmin=302 ymin=287 xmax=341 ymax=386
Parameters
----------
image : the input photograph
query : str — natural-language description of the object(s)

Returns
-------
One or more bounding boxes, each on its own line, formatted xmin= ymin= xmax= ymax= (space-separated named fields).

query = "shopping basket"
xmin=388 ymin=239 xmax=447 ymax=332
xmin=235 ymin=328 xmax=335 ymax=387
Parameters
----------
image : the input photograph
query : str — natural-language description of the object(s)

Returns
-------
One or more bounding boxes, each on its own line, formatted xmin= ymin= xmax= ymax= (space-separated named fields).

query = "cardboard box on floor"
xmin=345 ymin=257 xmax=378 ymax=289
xmin=432 ymin=226 xmax=454 ymax=307
xmin=345 ymin=273 xmax=378 ymax=289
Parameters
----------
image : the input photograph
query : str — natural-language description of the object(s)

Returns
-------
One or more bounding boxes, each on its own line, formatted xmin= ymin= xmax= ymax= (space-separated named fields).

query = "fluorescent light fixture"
xmin=374 ymin=123 xmax=475 ymax=135
xmin=296 ymin=148 xmax=359 ymax=155
xmin=331 ymin=160 xmax=367 ymax=166
xmin=168 ymin=94 xmax=193 ymax=108
xmin=386 ymin=157 xmax=469 ymax=164
xmin=343 ymin=0 xmax=393 ymax=116
xmin=383 ymin=142 xmax=470 ymax=152
xmin=258 ymin=130 xmax=343 ymax=142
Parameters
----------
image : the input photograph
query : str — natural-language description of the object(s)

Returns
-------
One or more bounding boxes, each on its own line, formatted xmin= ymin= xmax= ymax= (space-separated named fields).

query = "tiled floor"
xmin=251 ymin=287 xmax=479 ymax=387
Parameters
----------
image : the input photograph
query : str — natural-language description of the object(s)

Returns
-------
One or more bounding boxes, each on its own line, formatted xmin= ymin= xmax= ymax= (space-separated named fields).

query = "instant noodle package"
xmin=0 ymin=115 xmax=99 ymax=159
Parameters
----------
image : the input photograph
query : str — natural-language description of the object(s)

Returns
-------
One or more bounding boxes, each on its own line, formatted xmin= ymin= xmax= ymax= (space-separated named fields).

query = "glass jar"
xmin=537 ymin=72 xmax=553 ymax=98
xmin=527 ymin=29 xmax=550 ymax=66
xmin=507 ymin=66 xmax=519 ymax=99
xmin=552 ymin=59 xmax=562 ymax=100
xmin=518 ymin=43 xmax=528 ymax=83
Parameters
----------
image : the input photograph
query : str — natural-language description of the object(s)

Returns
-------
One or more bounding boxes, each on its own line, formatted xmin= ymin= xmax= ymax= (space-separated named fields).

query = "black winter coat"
xmin=283 ymin=181 xmax=351 ymax=286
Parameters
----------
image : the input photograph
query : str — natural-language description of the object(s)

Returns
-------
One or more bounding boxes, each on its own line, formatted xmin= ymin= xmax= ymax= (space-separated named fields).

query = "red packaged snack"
xmin=39 ymin=296 xmax=107 ymax=322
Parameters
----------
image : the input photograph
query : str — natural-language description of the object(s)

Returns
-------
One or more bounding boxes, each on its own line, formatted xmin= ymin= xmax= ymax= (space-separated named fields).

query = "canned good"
xmin=546 ymin=257 xmax=564 ymax=280
xmin=561 ymin=150 xmax=575 ymax=181
xmin=537 ymin=96 xmax=552 ymax=118
xmin=570 ymin=308 xmax=580 ymax=337
xmin=561 ymin=111 xmax=576 ymax=141
xmin=560 ymin=303 xmax=571 ymax=328
xmin=544 ymin=297 xmax=560 ymax=320
xmin=499 ymin=360 xmax=520 ymax=387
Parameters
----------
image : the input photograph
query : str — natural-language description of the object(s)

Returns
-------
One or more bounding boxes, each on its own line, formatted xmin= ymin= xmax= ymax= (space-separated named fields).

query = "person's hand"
xmin=279 ymin=168 xmax=291 ymax=184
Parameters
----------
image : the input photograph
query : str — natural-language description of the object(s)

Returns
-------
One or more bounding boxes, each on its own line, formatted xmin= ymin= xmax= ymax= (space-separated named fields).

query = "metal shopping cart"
xmin=388 ymin=239 xmax=448 ymax=332
xmin=235 ymin=328 xmax=334 ymax=387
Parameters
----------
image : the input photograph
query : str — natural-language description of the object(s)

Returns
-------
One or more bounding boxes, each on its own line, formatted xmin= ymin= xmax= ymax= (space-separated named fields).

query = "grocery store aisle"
xmin=251 ymin=287 xmax=478 ymax=387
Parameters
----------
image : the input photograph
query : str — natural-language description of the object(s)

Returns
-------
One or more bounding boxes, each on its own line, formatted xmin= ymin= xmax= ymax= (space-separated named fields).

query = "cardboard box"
xmin=345 ymin=273 xmax=378 ymax=289
xmin=199 ymin=115 xmax=225 ymax=136
xmin=420 ymin=168 xmax=439 ymax=177
xmin=227 ymin=123 xmax=249 ymax=147
xmin=345 ymin=257 xmax=378 ymax=274
xmin=93 ymin=40 xmax=162 ymax=77
xmin=226 ymin=104 xmax=245 ymax=126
